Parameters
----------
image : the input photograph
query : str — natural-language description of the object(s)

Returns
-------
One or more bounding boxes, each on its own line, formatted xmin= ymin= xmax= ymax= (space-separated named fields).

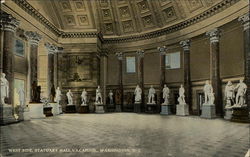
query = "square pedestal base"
xmin=160 ymin=105 xmax=172 ymax=115
xmin=29 ymin=103 xmax=46 ymax=119
xmin=0 ymin=104 xmax=18 ymax=125
xmin=145 ymin=104 xmax=157 ymax=113
xmin=44 ymin=107 xmax=53 ymax=117
xmin=78 ymin=105 xmax=89 ymax=113
xmin=23 ymin=108 xmax=31 ymax=121
xmin=50 ymin=103 xmax=60 ymax=115
xmin=231 ymin=106 xmax=250 ymax=123
xmin=224 ymin=108 xmax=233 ymax=120
xmin=134 ymin=103 xmax=141 ymax=113
xmin=176 ymin=104 xmax=189 ymax=116
xmin=201 ymin=104 xmax=216 ymax=119
xmin=115 ymin=105 xmax=121 ymax=112
xmin=95 ymin=104 xmax=105 ymax=113
xmin=65 ymin=105 xmax=76 ymax=113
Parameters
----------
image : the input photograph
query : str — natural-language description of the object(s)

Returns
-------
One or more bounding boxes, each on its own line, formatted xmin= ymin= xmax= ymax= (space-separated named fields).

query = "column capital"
xmin=180 ymin=39 xmax=190 ymax=51
xmin=25 ymin=31 xmax=42 ymax=46
xmin=157 ymin=46 xmax=167 ymax=55
xmin=44 ymin=42 xmax=58 ymax=54
xmin=100 ymin=51 xmax=108 ymax=57
xmin=115 ymin=52 xmax=123 ymax=60
xmin=238 ymin=13 xmax=249 ymax=31
xmin=136 ymin=49 xmax=144 ymax=58
xmin=0 ymin=11 xmax=20 ymax=32
xmin=206 ymin=28 xmax=221 ymax=43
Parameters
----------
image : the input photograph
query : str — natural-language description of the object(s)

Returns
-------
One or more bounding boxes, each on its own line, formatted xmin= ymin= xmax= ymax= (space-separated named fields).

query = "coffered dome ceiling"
xmin=28 ymin=0 xmax=226 ymax=36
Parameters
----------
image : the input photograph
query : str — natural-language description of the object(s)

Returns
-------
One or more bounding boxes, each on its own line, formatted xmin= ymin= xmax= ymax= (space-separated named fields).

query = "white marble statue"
xmin=178 ymin=84 xmax=186 ymax=104
xmin=225 ymin=81 xmax=235 ymax=107
xmin=162 ymin=84 xmax=170 ymax=105
xmin=54 ymin=87 xmax=62 ymax=104
xmin=66 ymin=89 xmax=73 ymax=105
xmin=1 ymin=73 xmax=9 ymax=105
xmin=17 ymin=88 xmax=25 ymax=106
xmin=148 ymin=85 xmax=156 ymax=104
xmin=109 ymin=90 xmax=113 ymax=104
xmin=95 ymin=86 xmax=103 ymax=104
xmin=81 ymin=89 xmax=88 ymax=106
xmin=134 ymin=85 xmax=142 ymax=103
xmin=235 ymin=79 xmax=247 ymax=106
xmin=204 ymin=80 xmax=213 ymax=104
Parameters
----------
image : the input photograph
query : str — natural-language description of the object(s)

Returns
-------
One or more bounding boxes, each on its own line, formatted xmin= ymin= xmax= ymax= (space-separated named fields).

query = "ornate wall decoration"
xmin=99 ymin=0 xmax=109 ymax=7
xmin=122 ymin=20 xmax=134 ymax=33
xmin=137 ymin=0 xmax=150 ymax=13
xmin=60 ymin=0 xmax=72 ymax=12
xmin=185 ymin=0 xmax=204 ymax=12
xmin=142 ymin=15 xmax=154 ymax=28
xmin=163 ymin=6 xmax=177 ymax=22
xmin=119 ymin=6 xmax=130 ymax=19
xmin=102 ymin=9 xmax=112 ymax=20
xmin=104 ymin=23 xmax=113 ymax=34
xmin=74 ymin=0 xmax=86 ymax=11
xmin=64 ymin=15 xmax=76 ymax=26
xmin=77 ymin=15 xmax=89 ymax=26
xmin=160 ymin=0 xmax=172 ymax=6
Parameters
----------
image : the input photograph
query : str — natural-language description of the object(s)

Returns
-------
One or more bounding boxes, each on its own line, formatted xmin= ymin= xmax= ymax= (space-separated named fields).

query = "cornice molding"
xmin=12 ymin=0 xmax=241 ymax=42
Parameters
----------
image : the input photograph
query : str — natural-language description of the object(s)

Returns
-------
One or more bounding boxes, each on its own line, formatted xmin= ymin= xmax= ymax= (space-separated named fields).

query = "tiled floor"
xmin=0 ymin=113 xmax=249 ymax=157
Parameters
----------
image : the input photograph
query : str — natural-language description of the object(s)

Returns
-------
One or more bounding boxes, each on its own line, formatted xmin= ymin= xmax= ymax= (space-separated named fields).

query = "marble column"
xmin=0 ymin=11 xmax=20 ymax=105
xmin=44 ymin=42 xmax=57 ymax=102
xmin=158 ymin=46 xmax=167 ymax=89
xmin=238 ymin=13 xmax=250 ymax=111
xmin=116 ymin=52 xmax=123 ymax=107
xmin=206 ymin=28 xmax=222 ymax=116
xmin=136 ymin=50 xmax=144 ymax=112
xmin=180 ymin=40 xmax=192 ymax=113
xmin=25 ymin=31 xmax=42 ymax=102
xmin=100 ymin=51 xmax=108 ymax=105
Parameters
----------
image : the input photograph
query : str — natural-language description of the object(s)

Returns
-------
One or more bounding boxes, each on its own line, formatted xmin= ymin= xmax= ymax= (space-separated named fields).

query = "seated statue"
xmin=147 ymin=85 xmax=156 ymax=104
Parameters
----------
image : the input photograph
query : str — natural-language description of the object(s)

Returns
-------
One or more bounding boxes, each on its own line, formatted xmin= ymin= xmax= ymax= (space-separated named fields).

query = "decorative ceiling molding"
xmin=11 ymin=0 xmax=241 ymax=42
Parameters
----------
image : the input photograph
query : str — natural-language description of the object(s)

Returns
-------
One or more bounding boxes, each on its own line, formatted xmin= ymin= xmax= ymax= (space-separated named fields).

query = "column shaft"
xmin=47 ymin=53 xmax=54 ymax=101
xmin=183 ymin=50 xmax=192 ymax=112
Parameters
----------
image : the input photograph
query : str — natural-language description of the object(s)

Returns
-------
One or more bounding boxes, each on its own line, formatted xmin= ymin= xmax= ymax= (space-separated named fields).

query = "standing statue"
xmin=134 ymin=85 xmax=142 ymax=103
xmin=66 ymin=89 xmax=73 ymax=105
xmin=0 ymin=73 xmax=9 ymax=105
xmin=17 ymin=88 xmax=25 ymax=106
xmin=148 ymin=85 xmax=156 ymax=104
xmin=235 ymin=79 xmax=247 ymax=106
xmin=204 ymin=81 xmax=213 ymax=104
xmin=178 ymin=84 xmax=186 ymax=104
xmin=54 ymin=87 xmax=62 ymax=104
xmin=95 ymin=86 xmax=103 ymax=104
xmin=109 ymin=90 xmax=114 ymax=104
xmin=162 ymin=84 xmax=170 ymax=105
xmin=115 ymin=89 xmax=122 ymax=105
xmin=50 ymin=85 xmax=56 ymax=102
xmin=81 ymin=89 xmax=88 ymax=106
xmin=224 ymin=81 xmax=235 ymax=107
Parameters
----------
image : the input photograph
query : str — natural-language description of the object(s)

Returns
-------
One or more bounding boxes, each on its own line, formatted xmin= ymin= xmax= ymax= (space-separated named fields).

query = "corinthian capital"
xmin=115 ymin=52 xmax=123 ymax=60
xmin=206 ymin=28 xmax=221 ymax=43
xmin=44 ymin=42 xmax=58 ymax=54
xmin=136 ymin=49 xmax=144 ymax=58
xmin=0 ymin=11 xmax=20 ymax=32
xmin=157 ymin=46 xmax=167 ymax=55
xmin=25 ymin=31 xmax=42 ymax=46
xmin=180 ymin=40 xmax=190 ymax=51
xmin=238 ymin=13 xmax=249 ymax=31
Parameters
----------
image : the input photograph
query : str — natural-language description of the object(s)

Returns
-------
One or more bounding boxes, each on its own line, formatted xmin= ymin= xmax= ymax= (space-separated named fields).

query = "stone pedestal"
xmin=18 ymin=106 xmax=24 ymax=121
xmin=0 ymin=104 xmax=18 ymax=125
xmin=201 ymin=104 xmax=216 ymax=119
xmin=145 ymin=103 xmax=157 ymax=113
xmin=160 ymin=105 xmax=172 ymax=115
xmin=106 ymin=104 xmax=115 ymax=112
xmin=23 ymin=107 xmax=30 ymax=121
xmin=176 ymin=104 xmax=189 ymax=116
xmin=78 ymin=105 xmax=89 ymax=113
xmin=65 ymin=105 xmax=76 ymax=113
xmin=59 ymin=105 xmax=63 ymax=114
xmin=44 ymin=107 xmax=53 ymax=117
xmin=224 ymin=107 xmax=233 ymax=120
xmin=29 ymin=103 xmax=46 ymax=119
xmin=95 ymin=104 xmax=105 ymax=113
xmin=231 ymin=105 xmax=250 ymax=123
xmin=134 ymin=102 xmax=141 ymax=113
xmin=115 ymin=104 xmax=121 ymax=112
xmin=50 ymin=103 xmax=60 ymax=115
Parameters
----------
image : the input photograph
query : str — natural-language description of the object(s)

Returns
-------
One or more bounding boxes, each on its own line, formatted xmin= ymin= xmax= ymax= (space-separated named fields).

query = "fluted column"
xmin=44 ymin=42 xmax=57 ymax=102
xmin=136 ymin=49 xmax=144 ymax=112
xmin=100 ymin=51 xmax=108 ymax=105
xmin=116 ymin=52 xmax=123 ymax=106
xmin=180 ymin=40 xmax=192 ymax=113
xmin=206 ymin=28 xmax=222 ymax=116
xmin=0 ymin=11 xmax=20 ymax=105
xmin=238 ymin=13 xmax=250 ymax=112
xmin=25 ymin=31 xmax=42 ymax=102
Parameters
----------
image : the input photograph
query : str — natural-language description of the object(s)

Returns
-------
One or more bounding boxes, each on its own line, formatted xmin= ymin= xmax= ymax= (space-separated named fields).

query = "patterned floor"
xmin=0 ymin=113 xmax=249 ymax=157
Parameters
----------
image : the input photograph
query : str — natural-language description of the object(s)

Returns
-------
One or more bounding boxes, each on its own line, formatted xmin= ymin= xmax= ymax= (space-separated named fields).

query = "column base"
xmin=176 ymin=104 xmax=189 ymax=116
xmin=231 ymin=105 xmax=250 ymax=123
xmin=160 ymin=105 xmax=172 ymax=115
xmin=201 ymin=104 xmax=216 ymax=119
xmin=0 ymin=104 xmax=18 ymax=125
xmin=95 ymin=104 xmax=105 ymax=113
xmin=29 ymin=103 xmax=46 ymax=119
